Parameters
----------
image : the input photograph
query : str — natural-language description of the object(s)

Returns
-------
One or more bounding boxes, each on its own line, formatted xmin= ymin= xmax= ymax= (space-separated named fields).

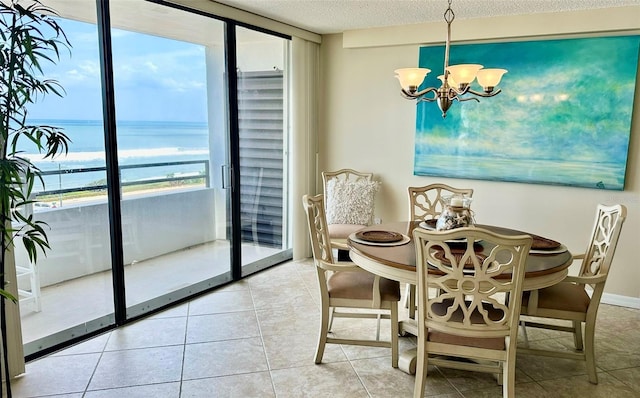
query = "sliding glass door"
xmin=235 ymin=26 xmax=292 ymax=276
xmin=16 ymin=3 xmax=114 ymax=357
xmin=108 ymin=2 xmax=233 ymax=317
xmin=18 ymin=0 xmax=293 ymax=359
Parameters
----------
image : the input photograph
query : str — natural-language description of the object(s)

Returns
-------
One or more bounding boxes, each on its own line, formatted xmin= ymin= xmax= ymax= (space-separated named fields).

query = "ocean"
xmin=22 ymin=119 xmax=210 ymax=194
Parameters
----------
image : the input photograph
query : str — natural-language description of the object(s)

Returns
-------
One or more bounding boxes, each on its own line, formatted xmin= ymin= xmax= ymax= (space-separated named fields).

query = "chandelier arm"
xmin=418 ymin=96 xmax=438 ymax=103
xmin=465 ymin=88 xmax=503 ymax=98
xmin=456 ymin=96 xmax=480 ymax=103
xmin=401 ymin=87 xmax=439 ymax=100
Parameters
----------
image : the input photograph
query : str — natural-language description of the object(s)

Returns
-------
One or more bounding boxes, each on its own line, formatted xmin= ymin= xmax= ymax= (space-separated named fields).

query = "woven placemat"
xmin=355 ymin=230 xmax=404 ymax=243
xmin=530 ymin=234 xmax=561 ymax=250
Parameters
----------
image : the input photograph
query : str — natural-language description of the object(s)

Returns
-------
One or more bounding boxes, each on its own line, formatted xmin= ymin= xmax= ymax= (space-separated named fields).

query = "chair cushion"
xmin=327 ymin=271 xmax=400 ymax=302
xmin=426 ymin=300 xmax=507 ymax=350
xmin=522 ymin=282 xmax=591 ymax=313
xmin=325 ymin=178 xmax=379 ymax=225
xmin=328 ymin=224 xmax=366 ymax=239
xmin=428 ymin=330 xmax=505 ymax=350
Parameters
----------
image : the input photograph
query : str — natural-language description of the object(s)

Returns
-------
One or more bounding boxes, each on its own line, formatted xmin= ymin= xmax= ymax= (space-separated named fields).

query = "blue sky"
xmin=29 ymin=18 xmax=208 ymax=123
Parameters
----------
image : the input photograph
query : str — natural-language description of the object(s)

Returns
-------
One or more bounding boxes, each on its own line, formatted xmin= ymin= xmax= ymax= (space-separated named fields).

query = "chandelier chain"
xmin=444 ymin=0 xmax=455 ymax=24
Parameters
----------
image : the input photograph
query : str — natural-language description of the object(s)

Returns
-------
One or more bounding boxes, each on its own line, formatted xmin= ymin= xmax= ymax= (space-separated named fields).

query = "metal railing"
xmin=35 ymin=160 xmax=210 ymax=197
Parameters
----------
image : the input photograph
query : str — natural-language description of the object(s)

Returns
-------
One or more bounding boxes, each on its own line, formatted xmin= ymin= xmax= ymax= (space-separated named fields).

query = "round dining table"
xmin=347 ymin=221 xmax=573 ymax=374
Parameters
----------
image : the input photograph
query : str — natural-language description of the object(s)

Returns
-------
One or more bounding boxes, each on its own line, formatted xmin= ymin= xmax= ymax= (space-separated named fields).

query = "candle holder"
xmin=436 ymin=194 xmax=474 ymax=231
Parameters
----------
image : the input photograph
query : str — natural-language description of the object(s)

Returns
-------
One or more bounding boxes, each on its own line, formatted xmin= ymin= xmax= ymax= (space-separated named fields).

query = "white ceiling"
xmin=210 ymin=0 xmax=640 ymax=34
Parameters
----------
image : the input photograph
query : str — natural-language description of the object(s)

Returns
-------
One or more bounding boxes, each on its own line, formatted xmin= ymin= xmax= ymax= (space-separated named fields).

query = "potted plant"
xmin=1 ymin=1 xmax=70 ymax=396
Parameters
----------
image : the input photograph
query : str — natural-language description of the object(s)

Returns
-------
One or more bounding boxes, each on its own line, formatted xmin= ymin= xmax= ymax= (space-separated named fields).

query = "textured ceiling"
xmin=211 ymin=0 xmax=640 ymax=34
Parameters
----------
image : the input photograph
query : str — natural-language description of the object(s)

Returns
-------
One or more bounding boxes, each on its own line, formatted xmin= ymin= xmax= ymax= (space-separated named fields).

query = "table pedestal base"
xmin=398 ymin=348 xmax=417 ymax=375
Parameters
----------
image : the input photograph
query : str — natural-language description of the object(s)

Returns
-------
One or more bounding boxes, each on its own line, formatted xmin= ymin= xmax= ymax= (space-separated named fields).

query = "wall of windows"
xmin=15 ymin=0 xmax=292 ymax=360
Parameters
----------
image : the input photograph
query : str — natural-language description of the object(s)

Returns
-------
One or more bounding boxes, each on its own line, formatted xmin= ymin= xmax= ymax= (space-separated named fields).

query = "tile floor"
xmin=10 ymin=259 xmax=640 ymax=397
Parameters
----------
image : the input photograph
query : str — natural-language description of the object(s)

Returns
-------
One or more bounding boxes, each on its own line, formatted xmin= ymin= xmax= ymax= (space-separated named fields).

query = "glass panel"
xmin=15 ymin=2 xmax=114 ymax=356
xmin=235 ymin=27 xmax=292 ymax=275
xmin=108 ymin=2 xmax=231 ymax=315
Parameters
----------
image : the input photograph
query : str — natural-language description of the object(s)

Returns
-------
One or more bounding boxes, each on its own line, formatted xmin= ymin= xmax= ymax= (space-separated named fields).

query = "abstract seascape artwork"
xmin=413 ymin=35 xmax=640 ymax=190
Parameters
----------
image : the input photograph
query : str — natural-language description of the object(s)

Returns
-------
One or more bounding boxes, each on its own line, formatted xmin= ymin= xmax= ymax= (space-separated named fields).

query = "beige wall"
xmin=318 ymin=8 xmax=640 ymax=305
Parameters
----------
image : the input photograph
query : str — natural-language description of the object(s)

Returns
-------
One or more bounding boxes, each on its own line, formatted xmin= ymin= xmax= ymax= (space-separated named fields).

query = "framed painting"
xmin=414 ymin=35 xmax=640 ymax=190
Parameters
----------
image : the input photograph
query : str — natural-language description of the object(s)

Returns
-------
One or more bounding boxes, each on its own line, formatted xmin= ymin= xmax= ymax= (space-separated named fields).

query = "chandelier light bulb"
xmin=395 ymin=68 xmax=430 ymax=92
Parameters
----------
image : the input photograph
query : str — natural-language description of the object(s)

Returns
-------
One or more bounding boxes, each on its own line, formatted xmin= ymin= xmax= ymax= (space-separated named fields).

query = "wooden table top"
xmin=348 ymin=221 xmax=573 ymax=285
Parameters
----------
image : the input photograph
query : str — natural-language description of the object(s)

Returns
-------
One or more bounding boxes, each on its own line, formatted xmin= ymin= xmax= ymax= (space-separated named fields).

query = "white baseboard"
xmin=601 ymin=293 xmax=640 ymax=309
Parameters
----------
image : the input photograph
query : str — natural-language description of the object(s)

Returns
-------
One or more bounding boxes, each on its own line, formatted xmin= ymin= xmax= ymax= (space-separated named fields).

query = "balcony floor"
xmin=19 ymin=240 xmax=281 ymax=345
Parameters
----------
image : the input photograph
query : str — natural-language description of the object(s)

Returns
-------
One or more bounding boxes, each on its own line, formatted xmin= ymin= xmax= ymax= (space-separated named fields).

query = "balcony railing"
xmin=35 ymin=160 xmax=210 ymax=198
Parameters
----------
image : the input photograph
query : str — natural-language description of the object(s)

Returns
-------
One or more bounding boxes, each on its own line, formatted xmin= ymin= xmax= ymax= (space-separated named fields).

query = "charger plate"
xmin=355 ymin=230 xmax=404 ymax=243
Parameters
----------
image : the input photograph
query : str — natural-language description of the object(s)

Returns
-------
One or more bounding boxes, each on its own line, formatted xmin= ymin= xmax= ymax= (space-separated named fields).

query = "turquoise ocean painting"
xmin=414 ymin=35 xmax=640 ymax=190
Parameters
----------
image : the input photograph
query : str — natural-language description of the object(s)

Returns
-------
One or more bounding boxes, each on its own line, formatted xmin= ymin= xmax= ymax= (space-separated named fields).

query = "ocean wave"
xmin=21 ymin=147 xmax=209 ymax=163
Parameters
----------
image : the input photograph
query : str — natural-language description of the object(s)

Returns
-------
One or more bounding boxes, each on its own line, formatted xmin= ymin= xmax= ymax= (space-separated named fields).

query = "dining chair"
xmin=408 ymin=183 xmax=474 ymax=222
xmin=302 ymin=194 xmax=399 ymax=367
xmin=519 ymin=203 xmax=627 ymax=384
xmin=322 ymin=169 xmax=378 ymax=260
xmin=412 ymin=227 xmax=532 ymax=398
xmin=405 ymin=183 xmax=474 ymax=316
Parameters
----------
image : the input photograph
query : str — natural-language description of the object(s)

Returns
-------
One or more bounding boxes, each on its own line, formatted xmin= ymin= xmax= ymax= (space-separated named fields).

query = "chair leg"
xmin=328 ymin=307 xmax=336 ymax=332
xmin=376 ymin=313 xmax=381 ymax=341
xmin=413 ymin=329 xmax=428 ymax=398
xmin=402 ymin=284 xmax=411 ymax=309
xmin=408 ymin=285 xmax=416 ymax=319
xmin=504 ymin=338 xmax=516 ymax=398
xmin=584 ymin=321 xmax=598 ymax=384
xmin=573 ymin=320 xmax=584 ymax=351
xmin=315 ymin=303 xmax=331 ymax=364
xmin=520 ymin=320 xmax=530 ymax=348
xmin=391 ymin=302 xmax=399 ymax=368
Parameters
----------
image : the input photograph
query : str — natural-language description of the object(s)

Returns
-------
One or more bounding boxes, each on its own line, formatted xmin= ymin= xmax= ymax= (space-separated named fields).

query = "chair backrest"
xmin=302 ymin=194 xmax=336 ymax=267
xmin=579 ymin=204 xmax=626 ymax=285
xmin=322 ymin=169 xmax=373 ymax=193
xmin=413 ymin=227 xmax=532 ymax=338
xmin=322 ymin=169 xmax=378 ymax=226
xmin=408 ymin=183 xmax=474 ymax=222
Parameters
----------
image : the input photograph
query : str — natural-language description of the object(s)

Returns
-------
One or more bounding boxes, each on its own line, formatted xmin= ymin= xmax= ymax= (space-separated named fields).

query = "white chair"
xmin=412 ymin=227 xmax=532 ymax=398
xmin=408 ymin=183 xmax=474 ymax=222
xmin=405 ymin=183 xmax=474 ymax=317
xmin=302 ymin=193 xmax=399 ymax=367
xmin=16 ymin=261 xmax=42 ymax=312
xmin=519 ymin=204 xmax=627 ymax=384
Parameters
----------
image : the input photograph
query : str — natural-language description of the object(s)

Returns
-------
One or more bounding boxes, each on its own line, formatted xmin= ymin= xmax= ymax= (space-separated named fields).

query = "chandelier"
xmin=394 ymin=0 xmax=507 ymax=118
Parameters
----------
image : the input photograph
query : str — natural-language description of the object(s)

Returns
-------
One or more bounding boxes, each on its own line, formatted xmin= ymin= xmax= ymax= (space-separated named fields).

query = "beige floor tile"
xmin=516 ymin=351 xmax=590 ymax=381
xmin=270 ymin=362 xmax=369 ymax=398
xmin=51 ymin=332 xmax=110 ymax=356
xmin=250 ymin=284 xmax=317 ymax=310
xmin=182 ymin=337 xmax=268 ymax=379
xmin=352 ymin=356 xmax=457 ymax=397
xmin=185 ymin=310 xmax=260 ymax=343
xmin=104 ymin=316 xmax=187 ymax=351
xmin=11 ymin=353 xmax=101 ymax=397
xmin=83 ymin=382 xmax=181 ymax=397
xmin=256 ymin=303 xmax=320 ymax=336
xmin=180 ymin=372 xmax=275 ymax=397
xmin=536 ymin=372 xmax=638 ymax=397
xmin=608 ymin=367 xmax=640 ymax=393
xmin=187 ymin=289 xmax=255 ymax=315
xmin=262 ymin=332 xmax=348 ymax=369
xmin=88 ymin=346 xmax=183 ymax=390
xmin=461 ymin=382 xmax=547 ymax=398
xmin=340 ymin=336 xmax=415 ymax=363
